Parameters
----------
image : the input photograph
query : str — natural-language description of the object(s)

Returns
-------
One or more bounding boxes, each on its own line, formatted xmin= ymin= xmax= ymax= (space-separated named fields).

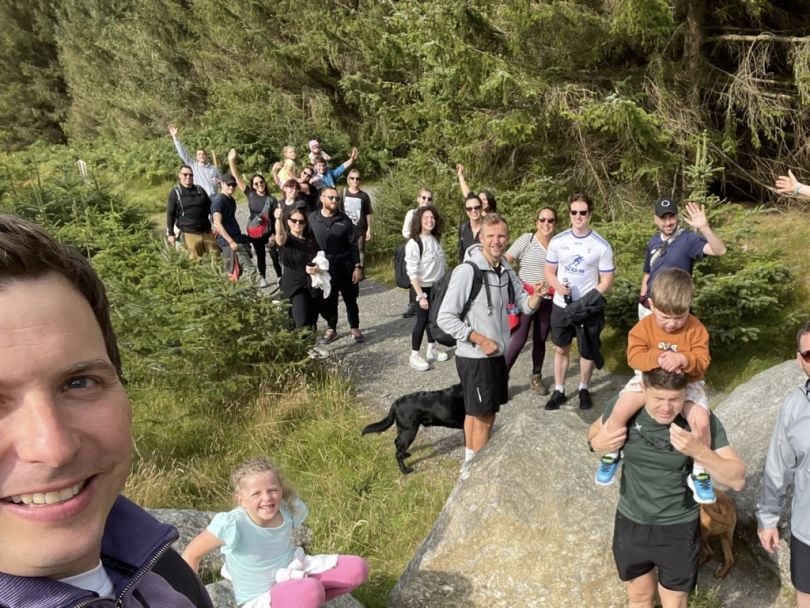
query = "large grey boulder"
xmin=389 ymin=403 xmax=628 ymax=608
xmin=713 ymin=359 xmax=806 ymax=592
xmin=150 ymin=509 xmax=363 ymax=608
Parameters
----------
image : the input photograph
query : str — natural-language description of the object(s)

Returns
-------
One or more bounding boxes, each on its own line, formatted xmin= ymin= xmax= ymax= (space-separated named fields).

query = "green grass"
xmin=126 ymin=365 xmax=455 ymax=608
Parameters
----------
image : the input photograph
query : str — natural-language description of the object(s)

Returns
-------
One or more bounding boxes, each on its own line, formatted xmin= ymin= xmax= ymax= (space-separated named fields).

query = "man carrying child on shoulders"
xmin=588 ymin=368 xmax=745 ymax=608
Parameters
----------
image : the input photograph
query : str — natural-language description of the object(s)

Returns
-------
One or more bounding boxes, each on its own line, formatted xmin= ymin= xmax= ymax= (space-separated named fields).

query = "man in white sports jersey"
xmin=543 ymin=193 xmax=615 ymax=410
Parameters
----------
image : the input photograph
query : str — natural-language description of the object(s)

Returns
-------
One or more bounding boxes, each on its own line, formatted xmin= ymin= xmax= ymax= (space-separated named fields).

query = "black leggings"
xmin=411 ymin=286 xmax=433 ymax=350
xmin=289 ymin=288 xmax=319 ymax=330
xmin=249 ymin=234 xmax=272 ymax=279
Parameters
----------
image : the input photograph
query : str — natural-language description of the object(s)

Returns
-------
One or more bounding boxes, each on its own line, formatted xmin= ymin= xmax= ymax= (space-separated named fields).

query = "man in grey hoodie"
xmin=757 ymin=320 xmax=810 ymax=608
xmin=437 ymin=213 xmax=545 ymax=479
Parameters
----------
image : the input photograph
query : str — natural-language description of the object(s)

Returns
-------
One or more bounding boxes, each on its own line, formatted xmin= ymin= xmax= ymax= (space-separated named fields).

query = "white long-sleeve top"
xmin=405 ymin=234 xmax=445 ymax=288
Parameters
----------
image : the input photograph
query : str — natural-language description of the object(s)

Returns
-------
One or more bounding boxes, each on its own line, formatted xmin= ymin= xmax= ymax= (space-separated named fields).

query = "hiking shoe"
xmin=595 ymin=453 xmax=620 ymax=486
xmin=319 ymin=329 xmax=338 ymax=345
xmin=259 ymin=277 xmax=269 ymax=289
xmin=409 ymin=352 xmax=430 ymax=372
xmin=402 ymin=303 xmax=417 ymax=318
xmin=579 ymin=388 xmax=593 ymax=410
xmin=544 ymin=390 xmax=567 ymax=410
xmin=426 ymin=343 xmax=448 ymax=362
xmin=531 ymin=374 xmax=549 ymax=395
xmin=687 ymin=473 xmax=717 ymax=504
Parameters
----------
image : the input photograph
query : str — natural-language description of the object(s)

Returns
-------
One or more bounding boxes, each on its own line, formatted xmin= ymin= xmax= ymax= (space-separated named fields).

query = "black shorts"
xmin=455 ymin=356 xmax=508 ymax=416
xmin=791 ymin=535 xmax=810 ymax=593
xmin=612 ymin=511 xmax=700 ymax=593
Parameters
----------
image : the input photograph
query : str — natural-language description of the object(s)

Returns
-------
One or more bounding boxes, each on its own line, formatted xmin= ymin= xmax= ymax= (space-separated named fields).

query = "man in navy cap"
xmin=637 ymin=197 xmax=726 ymax=319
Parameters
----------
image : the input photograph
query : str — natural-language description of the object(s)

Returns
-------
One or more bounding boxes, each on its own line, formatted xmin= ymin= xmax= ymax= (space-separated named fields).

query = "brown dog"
xmin=699 ymin=489 xmax=737 ymax=578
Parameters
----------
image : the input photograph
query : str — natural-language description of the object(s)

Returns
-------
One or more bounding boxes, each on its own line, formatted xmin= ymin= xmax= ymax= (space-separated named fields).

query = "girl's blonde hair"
xmin=230 ymin=457 xmax=299 ymax=513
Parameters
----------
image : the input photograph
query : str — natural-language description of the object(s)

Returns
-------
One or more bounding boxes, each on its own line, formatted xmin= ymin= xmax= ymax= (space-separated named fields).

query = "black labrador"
xmin=361 ymin=384 xmax=465 ymax=474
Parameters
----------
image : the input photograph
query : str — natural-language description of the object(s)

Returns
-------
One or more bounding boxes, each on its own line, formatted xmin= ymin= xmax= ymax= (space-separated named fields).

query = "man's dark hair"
xmin=797 ymin=320 xmax=810 ymax=351
xmin=0 ymin=214 xmax=122 ymax=378
xmin=568 ymin=192 xmax=593 ymax=212
xmin=409 ymin=205 xmax=443 ymax=240
xmin=642 ymin=368 xmax=688 ymax=391
xmin=179 ymin=164 xmax=192 ymax=173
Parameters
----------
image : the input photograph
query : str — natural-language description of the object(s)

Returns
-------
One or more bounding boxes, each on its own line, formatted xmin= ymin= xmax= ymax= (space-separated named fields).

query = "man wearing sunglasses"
xmin=638 ymin=197 xmax=726 ymax=319
xmin=166 ymin=165 xmax=218 ymax=260
xmin=310 ymin=187 xmax=365 ymax=344
xmin=758 ymin=321 xmax=810 ymax=608
xmin=588 ymin=368 xmax=745 ymax=608
xmin=544 ymin=193 xmax=615 ymax=411
xmin=342 ymin=169 xmax=373 ymax=268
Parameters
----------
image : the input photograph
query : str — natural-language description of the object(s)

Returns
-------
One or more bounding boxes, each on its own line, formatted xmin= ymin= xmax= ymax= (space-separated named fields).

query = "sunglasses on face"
xmin=466 ymin=205 xmax=482 ymax=212
xmin=800 ymin=350 xmax=810 ymax=363
xmin=325 ymin=195 xmax=339 ymax=201
xmin=288 ymin=218 xmax=306 ymax=225
xmin=180 ymin=172 xmax=193 ymax=177
xmin=222 ymin=183 xmax=236 ymax=188
xmin=349 ymin=176 xmax=360 ymax=181
xmin=253 ymin=180 xmax=264 ymax=185
xmin=570 ymin=210 xmax=589 ymax=216
xmin=420 ymin=195 xmax=432 ymax=201
xmin=537 ymin=217 xmax=555 ymax=223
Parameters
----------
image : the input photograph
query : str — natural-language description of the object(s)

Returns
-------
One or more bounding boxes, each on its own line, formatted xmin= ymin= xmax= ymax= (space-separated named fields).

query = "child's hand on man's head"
xmin=657 ymin=350 xmax=686 ymax=373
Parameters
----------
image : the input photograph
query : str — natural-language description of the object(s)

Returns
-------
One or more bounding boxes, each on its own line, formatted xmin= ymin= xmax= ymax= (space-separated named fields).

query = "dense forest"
xmin=2 ymin=0 xmax=809 ymax=207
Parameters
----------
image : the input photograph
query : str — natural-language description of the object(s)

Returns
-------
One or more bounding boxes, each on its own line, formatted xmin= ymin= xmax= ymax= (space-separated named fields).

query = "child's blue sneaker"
xmin=687 ymin=472 xmax=716 ymax=504
xmin=595 ymin=454 xmax=620 ymax=486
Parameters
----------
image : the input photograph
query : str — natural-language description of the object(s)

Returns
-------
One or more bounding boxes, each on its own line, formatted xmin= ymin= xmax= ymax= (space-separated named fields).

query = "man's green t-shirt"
xmin=602 ymin=401 xmax=729 ymax=525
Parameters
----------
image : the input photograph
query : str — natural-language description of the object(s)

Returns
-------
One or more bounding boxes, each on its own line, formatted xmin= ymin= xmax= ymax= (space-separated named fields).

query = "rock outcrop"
xmin=714 ymin=359 xmax=806 ymax=596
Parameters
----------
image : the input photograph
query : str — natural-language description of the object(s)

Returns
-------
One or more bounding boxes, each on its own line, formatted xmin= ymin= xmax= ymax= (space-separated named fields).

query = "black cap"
xmin=221 ymin=173 xmax=237 ymax=187
xmin=655 ymin=196 xmax=678 ymax=217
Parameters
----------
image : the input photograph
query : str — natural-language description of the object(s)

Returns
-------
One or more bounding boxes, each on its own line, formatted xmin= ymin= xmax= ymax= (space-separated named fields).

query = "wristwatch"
xmin=416 ymin=293 xmax=427 ymax=301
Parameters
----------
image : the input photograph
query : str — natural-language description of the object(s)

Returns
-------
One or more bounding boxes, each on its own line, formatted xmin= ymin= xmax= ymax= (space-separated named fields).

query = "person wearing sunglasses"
xmin=456 ymin=164 xmax=497 ymax=214
xmin=401 ymin=188 xmax=434 ymax=318
xmin=588 ymin=368 xmax=745 ymax=608
xmin=504 ymin=207 xmax=557 ymax=394
xmin=274 ymin=206 xmax=321 ymax=330
xmin=211 ymin=174 xmax=259 ymax=284
xmin=457 ymin=193 xmax=485 ymax=264
xmin=758 ymin=321 xmax=810 ymax=608
xmin=310 ymin=188 xmax=365 ymax=344
xmin=165 ymin=164 xmax=218 ymax=260
xmin=544 ymin=193 xmax=614 ymax=411
xmin=228 ymin=149 xmax=281 ymax=288
xmin=638 ymin=197 xmax=726 ymax=319
xmin=342 ymin=169 xmax=373 ymax=268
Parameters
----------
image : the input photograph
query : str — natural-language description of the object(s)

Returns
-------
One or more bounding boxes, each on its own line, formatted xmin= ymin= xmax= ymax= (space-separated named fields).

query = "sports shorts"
xmin=455 ymin=355 xmax=508 ymax=416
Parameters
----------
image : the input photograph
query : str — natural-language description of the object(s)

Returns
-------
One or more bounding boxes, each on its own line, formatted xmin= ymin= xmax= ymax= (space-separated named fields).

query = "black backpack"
xmin=394 ymin=238 xmax=423 ymax=289
xmin=428 ymin=261 xmax=485 ymax=347
xmin=428 ymin=261 xmax=517 ymax=347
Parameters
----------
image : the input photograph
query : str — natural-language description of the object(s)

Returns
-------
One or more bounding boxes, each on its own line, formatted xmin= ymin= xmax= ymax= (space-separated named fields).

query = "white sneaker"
xmin=259 ymin=278 xmax=269 ymax=288
xmin=425 ymin=343 xmax=448 ymax=362
xmin=409 ymin=352 xmax=430 ymax=371
xmin=460 ymin=460 xmax=473 ymax=481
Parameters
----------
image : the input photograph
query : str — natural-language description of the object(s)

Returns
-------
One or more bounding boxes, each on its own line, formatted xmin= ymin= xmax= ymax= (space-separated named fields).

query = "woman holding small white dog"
xmin=406 ymin=205 xmax=448 ymax=371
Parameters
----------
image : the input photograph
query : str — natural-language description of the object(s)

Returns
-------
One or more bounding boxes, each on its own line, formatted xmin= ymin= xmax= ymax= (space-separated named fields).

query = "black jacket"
xmin=308 ymin=210 xmax=360 ymax=269
xmin=166 ymin=185 xmax=212 ymax=235
xmin=560 ymin=288 xmax=606 ymax=369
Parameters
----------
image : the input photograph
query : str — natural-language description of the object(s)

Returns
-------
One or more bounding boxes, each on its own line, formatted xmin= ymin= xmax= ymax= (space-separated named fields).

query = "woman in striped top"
xmin=504 ymin=206 xmax=557 ymax=394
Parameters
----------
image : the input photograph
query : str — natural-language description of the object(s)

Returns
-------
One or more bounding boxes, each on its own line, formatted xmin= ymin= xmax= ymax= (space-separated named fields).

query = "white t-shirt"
xmin=546 ymin=228 xmax=614 ymax=307
xmin=59 ymin=561 xmax=115 ymax=597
